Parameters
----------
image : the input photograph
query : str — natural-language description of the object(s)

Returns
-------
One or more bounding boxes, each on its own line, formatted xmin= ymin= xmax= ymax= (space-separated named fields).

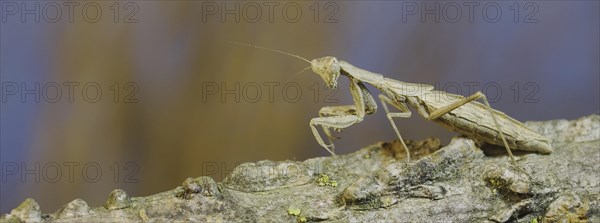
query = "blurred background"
xmin=1 ymin=1 xmax=598 ymax=213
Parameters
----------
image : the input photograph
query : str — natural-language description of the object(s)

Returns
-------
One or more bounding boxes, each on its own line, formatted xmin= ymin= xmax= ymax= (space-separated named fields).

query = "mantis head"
xmin=311 ymin=56 xmax=341 ymax=89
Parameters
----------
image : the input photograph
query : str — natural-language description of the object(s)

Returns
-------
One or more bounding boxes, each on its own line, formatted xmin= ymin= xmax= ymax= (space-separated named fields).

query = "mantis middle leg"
xmin=378 ymin=94 xmax=413 ymax=162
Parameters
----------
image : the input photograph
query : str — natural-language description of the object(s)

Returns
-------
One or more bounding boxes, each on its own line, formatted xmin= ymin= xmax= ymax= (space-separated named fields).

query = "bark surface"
xmin=2 ymin=115 xmax=599 ymax=223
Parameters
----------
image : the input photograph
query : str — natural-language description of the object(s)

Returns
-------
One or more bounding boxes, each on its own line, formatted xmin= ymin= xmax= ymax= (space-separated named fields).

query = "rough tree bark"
xmin=2 ymin=115 xmax=599 ymax=222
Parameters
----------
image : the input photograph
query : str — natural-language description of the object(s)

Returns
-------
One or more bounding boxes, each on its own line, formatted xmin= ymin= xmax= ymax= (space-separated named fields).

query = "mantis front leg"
xmin=318 ymin=105 xmax=359 ymax=151
xmin=309 ymin=78 xmax=376 ymax=155
xmin=310 ymin=115 xmax=363 ymax=155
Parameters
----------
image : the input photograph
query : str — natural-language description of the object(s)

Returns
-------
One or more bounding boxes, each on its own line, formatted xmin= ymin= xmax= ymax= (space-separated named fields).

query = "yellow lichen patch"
xmin=286 ymin=208 xmax=307 ymax=223
xmin=487 ymin=177 xmax=508 ymax=191
xmin=287 ymin=208 xmax=301 ymax=216
xmin=330 ymin=181 xmax=338 ymax=187
xmin=316 ymin=174 xmax=338 ymax=187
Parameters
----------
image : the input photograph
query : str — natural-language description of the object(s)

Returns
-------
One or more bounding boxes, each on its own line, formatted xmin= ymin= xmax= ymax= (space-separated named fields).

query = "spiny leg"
xmin=310 ymin=119 xmax=335 ymax=155
xmin=378 ymin=94 xmax=413 ymax=162
xmin=428 ymin=91 xmax=518 ymax=167
xmin=310 ymin=77 xmax=373 ymax=155
xmin=310 ymin=115 xmax=362 ymax=156
xmin=319 ymin=105 xmax=358 ymax=153
xmin=321 ymin=127 xmax=336 ymax=153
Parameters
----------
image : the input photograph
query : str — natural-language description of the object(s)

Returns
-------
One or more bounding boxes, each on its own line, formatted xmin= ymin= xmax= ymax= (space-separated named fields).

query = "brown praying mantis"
xmin=229 ymin=42 xmax=553 ymax=167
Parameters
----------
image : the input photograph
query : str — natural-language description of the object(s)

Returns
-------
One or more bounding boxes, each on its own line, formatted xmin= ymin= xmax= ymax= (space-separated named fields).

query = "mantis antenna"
xmin=227 ymin=41 xmax=312 ymax=65
xmin=286 ymin=66 xmax=313 ymax=82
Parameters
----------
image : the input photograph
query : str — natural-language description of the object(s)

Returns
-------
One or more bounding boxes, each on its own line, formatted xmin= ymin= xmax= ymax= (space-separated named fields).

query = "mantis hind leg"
xmin=427 ymin=91 xmax=518 ymax=167
xmin=378 ymin=94 xmax=413 ymax=162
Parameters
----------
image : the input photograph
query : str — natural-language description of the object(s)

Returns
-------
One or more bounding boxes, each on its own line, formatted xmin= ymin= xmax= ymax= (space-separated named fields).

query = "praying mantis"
xmin=229 ymin=42 xmax=553 ymax=166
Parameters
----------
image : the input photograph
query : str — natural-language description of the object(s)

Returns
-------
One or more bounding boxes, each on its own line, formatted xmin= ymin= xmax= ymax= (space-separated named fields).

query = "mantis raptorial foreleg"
xmin=309 ymin=78 xmax=375 ymax=155
xmin=319 ymin=105 xmax=358 ymax=117
xmin=378 ymin=94 xmax=413 ymax=162
xmin=318 ymin=105 xmax=359 ymax=153
xmin=427 ymin=91 xmax=518 ymax=166
xmin=310 ymin=115 xmax=362 ymax=155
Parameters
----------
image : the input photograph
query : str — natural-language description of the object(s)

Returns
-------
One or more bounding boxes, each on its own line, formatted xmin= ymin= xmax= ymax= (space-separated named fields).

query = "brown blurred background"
xmin=1 ymin=1 xmax=599 ymax=213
